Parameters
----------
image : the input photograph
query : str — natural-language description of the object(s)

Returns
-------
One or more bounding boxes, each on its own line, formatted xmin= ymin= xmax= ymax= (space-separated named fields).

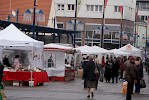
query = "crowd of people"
xmin=81 ymin=55 xmax=145 ymax=100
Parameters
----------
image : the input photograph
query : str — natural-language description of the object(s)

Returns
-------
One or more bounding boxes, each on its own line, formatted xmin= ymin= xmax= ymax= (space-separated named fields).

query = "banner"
xmin=119 ymin=6 xmax=123 ymax=15
xmin=104 ymin=0 xmax=108 ymax=8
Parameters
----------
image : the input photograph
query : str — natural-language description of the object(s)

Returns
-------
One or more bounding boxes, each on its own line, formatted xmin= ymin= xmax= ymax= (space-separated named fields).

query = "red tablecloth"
xmin=3 ymin=71 xmax=49 ymax=86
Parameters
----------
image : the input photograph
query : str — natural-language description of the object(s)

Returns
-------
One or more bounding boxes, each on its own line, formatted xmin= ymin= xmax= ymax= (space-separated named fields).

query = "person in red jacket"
xmin=120 ymin=57 xmax=125 ymax=80
xmin=100 ymin=56 xmax=105 ymax=82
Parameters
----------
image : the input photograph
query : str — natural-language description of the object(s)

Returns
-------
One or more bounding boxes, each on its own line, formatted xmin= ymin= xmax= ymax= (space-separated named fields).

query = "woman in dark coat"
xmin=111 ymin=57 xmax=119 ymax=83
xmin=84 ymin=55 xmax=96 ymax=98
xmin=104 ymin=59 xmax=112 ymax=82
xmin=135 ymin=57 xmax=143 ymax=93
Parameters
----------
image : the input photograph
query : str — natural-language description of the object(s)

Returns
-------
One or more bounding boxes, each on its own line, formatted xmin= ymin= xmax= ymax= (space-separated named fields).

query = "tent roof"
xmin=92 ymin=46 xmax=111 ymax=54
xmin=44 ymin=43 xmax=73 ymax=50
xmin=119 ymin=44 xmax=141 ymax=52
xmin=0 ymin=24 xmax=43 ymax=47
xmin=75 ymin=45 xmax=101 ymax=54
xmin=109 ymin=49 xmax=130 ymax=56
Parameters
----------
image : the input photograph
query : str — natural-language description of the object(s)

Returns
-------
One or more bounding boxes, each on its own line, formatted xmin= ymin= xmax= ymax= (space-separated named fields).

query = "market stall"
xmin=109 ymin=49 xmax=131 ymax=57
xmin=75 ymin=46 xmax=102 ymax=78
xmin=0 ymin=24 xmax=49 ymax=86
xmin=43 ymin=43 xmax=75 ymax=82
xmin=118 ymin=44 xmax=142 ymax=57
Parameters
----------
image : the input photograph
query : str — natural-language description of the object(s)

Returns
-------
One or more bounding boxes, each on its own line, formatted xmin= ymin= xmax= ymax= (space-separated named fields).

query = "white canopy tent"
xmin=92 ymin=46 xmax=112 ymax=54
xmin=43 ymin=43 xmax=74 ymax=77
xmin=44 ymin=43 xmax=73 ymax=50
xmin=75 ymin=45 xmax=102 ymax=54
xmin=109 ymin=49 xmax=131 ymax=57
xmin=0 ymin=24 xmax=44 ymax=68
xmin=118 ymin=44 xmax=141 ymax=57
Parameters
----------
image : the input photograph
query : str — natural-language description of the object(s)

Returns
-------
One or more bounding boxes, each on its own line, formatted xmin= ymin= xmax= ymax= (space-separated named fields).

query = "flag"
xmin=119 ymin=6 xmax=123 ymax=15
xmin=104 ymin=0 xmax=108 ymax=8
xmin=36 ymin=0 xmax=38 ymax=6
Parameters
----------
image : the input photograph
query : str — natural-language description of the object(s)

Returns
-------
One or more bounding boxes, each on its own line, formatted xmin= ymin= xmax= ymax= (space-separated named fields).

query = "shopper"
xmin=124 ymin=56 xmax=136 ymax=100
xmin=105 ymin=59 xmax=112 ymax=83
xmin=0 ymin=61 xmax=4 ymax=86
xmin=135 ymin=57 xmax=143 ymax=93
xmin=84 ymin=55 xmax=96 ymax=98
xmin=82 ymin=57 xmax=88 ymax=89
xmin=111 ymin=57 xmax=119 ymax=83
xmin=120 ymin=57 xmax=125 ymax=80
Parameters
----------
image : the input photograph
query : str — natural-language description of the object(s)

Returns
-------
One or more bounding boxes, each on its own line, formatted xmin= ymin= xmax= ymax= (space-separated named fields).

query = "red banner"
xmin=104 ymin=0 xmax=108 ymax=8
xmin=119 ymin=6 xmax=123 ymax=15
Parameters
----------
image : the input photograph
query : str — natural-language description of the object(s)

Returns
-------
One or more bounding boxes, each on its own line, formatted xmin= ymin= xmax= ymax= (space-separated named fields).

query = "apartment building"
xmin=54 ymin=0 xmax=136 ymax=49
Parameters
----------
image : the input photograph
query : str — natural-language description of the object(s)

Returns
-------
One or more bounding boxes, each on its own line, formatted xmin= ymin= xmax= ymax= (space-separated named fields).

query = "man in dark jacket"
xmin=82 ymin=57 xmax=88 ymax=88
xmin=0 ymin=61 xmax=4 ymax=86
xmin=135 ymin=57 xmax=143 ymax=93
xmin=111 ymin=57 xmax=119 ymax=83
xmin=124 ymin=56 xmax=136 ymax=100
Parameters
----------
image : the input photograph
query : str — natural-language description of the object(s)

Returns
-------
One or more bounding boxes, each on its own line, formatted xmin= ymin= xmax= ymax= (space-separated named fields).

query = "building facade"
xmin=54 ymin=0 xmax=136 ymax=49
xmin=136 ymin=0 xmax=149 ymax=48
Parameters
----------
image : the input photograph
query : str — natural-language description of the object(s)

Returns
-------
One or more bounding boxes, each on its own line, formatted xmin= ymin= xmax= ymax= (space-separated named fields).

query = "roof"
xmin=0 ymin=24 xmax=43 ymax=47
xmin=0 ymin=20 xmax=76 ymax=34
xmin=0 ymin=0 xmax=52 ymax=26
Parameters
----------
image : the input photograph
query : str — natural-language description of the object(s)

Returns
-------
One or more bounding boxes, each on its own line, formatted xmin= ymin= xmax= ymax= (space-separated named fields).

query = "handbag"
xmin=94 ymin=68 xmax=99 ymax=74
xmin=140 ymin=79 xmax=146 ymax=88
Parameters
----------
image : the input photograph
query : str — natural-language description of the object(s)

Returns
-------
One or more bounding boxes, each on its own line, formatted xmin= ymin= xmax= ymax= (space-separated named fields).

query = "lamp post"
xmin=32 ymin=0 xmax=37 ymax=39
xmin=73 ymin=0 xmax=78 ymax=48
xmin=145 ymin=25 xmax=148 ymax=60
xmin=101 ymin=0 xmax=105 ymax=48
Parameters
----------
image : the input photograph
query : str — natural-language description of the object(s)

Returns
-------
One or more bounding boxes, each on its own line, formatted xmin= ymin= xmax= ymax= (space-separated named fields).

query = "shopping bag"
xmin=94 ymin=67 xmax=99 ymax=75
xmin=140 ymin=79 xmax=146 ymax=88
xmin=121 ymin=81 xmax=128 ymax=94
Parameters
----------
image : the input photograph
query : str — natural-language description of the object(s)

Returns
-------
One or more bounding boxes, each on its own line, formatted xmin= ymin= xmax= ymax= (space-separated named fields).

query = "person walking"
xmin=0 ymin=61 xmax=4 ymax=86
xmin=100 ymin=56 xmax=105 ymax=82
xmin=104 ymin=59 xmax=112 ymax=82
xmin=94 ymin=55 xmax=100 ymax=89
xmin=82 ymin=57 xmax=88 ymax=89
xmin=84 ymin=55 xmax=96 ymax=98
xmin=120 ymin=57 xmax=125 ymax=80
xmin=111 ymin=57 xmax=119 ymax=83
xmin=134 ymin=57 xmax=143 ymax=93
xmin=124 ymin=56 xmax=136 ymax=100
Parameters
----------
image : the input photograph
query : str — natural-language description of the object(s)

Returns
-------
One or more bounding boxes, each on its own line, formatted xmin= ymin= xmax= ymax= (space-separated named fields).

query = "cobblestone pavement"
xmin=4 ymin=71 xmax=149 ymax=100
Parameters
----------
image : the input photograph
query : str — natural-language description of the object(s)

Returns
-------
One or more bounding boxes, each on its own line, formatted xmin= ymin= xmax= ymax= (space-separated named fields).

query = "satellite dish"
xmin=12 ymin=10 xmax=16 ymax=17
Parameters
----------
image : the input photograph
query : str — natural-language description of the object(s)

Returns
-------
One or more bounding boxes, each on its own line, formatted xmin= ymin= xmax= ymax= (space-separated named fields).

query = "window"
xmin=87 ymin=5 xmax=102 ymax=12
xmin=95 ymin=5 xmax=102 ymax=12
xmin=145 ymin=16 xmax=148 ymax=20
xmin=87 ymin=5 xmax=90 ymax=11
xmin=61 ymin=5 xmax=64 ymax=10
xmin=95 ymin=5 xmax=98 ymax=11
xmin=99 ymin=5 xmax=102 ymax=11
xmin=57 ymin=23 xmax=64 ymax=29
xmin=114 ymin=6 xmax=120 ymax=12
xmin=68 ymin=4 xmax=75 ymax=10
xmin=141 ymin=16 xmax=144 ymax=20
xmin=91 ymin=5 xmax=94 ymax=11
xmin=57 ymin=4 xmax=64 ymax=10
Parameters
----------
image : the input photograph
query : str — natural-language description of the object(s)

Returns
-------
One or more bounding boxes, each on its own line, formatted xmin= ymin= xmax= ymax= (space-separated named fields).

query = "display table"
xmin=50 ymin=69 xmax=75 ymax=82
xmin=3 ymin=71 xmax=49 ymax=86
xmin=65 ymin=69 xmax=75 ymax=81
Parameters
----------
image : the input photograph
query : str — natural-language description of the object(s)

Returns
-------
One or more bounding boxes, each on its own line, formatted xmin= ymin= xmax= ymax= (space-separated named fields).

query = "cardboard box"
xmin=77 ymin=69 xmax=83 ymax=78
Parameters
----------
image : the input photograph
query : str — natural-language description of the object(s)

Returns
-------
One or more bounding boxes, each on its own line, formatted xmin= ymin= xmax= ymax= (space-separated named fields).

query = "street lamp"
xmin=101 ymin=0 xmax=106 ymax=48
xmin=32 ymin=0 xmax=37 ymax=39
xmin=73 ymin=0 xmax=78 ymax=48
